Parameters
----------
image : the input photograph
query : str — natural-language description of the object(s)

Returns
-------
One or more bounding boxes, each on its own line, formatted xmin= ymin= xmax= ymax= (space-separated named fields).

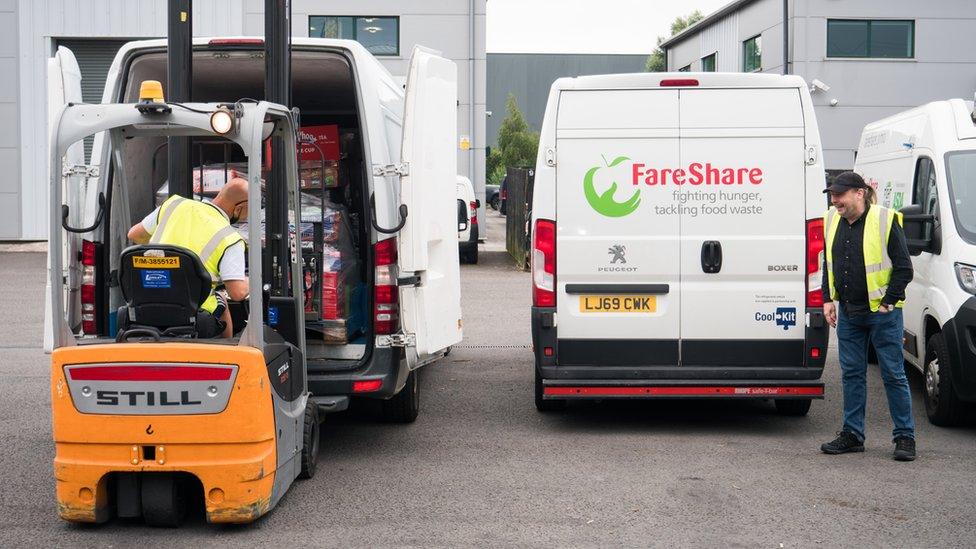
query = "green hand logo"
xmin=584 ymin=155 xmax=641 ymax=218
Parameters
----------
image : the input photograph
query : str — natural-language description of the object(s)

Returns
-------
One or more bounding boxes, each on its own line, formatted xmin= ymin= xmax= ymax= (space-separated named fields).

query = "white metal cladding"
xmin=19 ymin=0 xmax=248 ymax=240
xmin=698 ymin=11 xmax=740 ymax=72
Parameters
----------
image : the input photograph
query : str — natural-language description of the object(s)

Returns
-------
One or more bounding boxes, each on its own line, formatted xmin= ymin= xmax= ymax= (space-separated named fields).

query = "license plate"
xmin=579 ymin=295 xmax=656 ymax=313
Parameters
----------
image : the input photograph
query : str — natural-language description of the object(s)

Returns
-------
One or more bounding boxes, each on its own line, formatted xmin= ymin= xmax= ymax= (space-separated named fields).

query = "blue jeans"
xmin=837 ymin=305 xmax=915 ymax=442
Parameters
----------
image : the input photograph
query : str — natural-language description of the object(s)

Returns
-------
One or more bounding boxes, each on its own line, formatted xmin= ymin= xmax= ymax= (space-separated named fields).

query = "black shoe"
xmin=820 ymin=431 xmax=864 ymax=454
xmin=893 ymin=436 xmax=916 ymax=461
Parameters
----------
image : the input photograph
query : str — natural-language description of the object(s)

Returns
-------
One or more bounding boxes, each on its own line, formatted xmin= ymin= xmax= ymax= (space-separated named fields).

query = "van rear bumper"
xmin=541 ymin=379 xmax=824 ymax=400
xmin=307 ymin=347 xmax=405 ymax=401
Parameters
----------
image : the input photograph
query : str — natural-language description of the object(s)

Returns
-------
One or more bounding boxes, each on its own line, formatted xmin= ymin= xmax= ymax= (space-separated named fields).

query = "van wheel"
xmin=924 ymin=333 xmax=965 ymax=426
xmin=141 ymin=474 xmax=186 ymax=527
xmin=299 ymin=399 xmax=320 ymax=479
xmin=381 ymin=369 xmax=419 ymax=423
xmin=535 ymin=368 xmax=565 ymax=412
xmin=462 ymin=247 xmax=479 ymax=264
xmin=490 ymin=196 xmax=500 ymax=210
xmin=774 ymin=399 xmax=812 ymax=416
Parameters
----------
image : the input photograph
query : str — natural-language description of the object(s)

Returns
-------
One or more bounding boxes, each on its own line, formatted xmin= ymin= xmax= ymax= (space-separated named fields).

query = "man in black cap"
xmin=819 ymin=171 xmax=916 ymax=460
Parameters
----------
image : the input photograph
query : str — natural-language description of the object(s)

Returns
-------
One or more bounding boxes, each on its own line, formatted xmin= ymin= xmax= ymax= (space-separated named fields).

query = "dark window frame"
xmin=701 ymin=53 xmax=716 ymax=72
xmin=742 ymin=35 xmax=762 ymax=72
xmin=679 ymin=64 xmax=691 ymax=72
xmin=308 ymin=15 xmax=401 ymax=56
xmin=826 ymin=19 xmax=915 ymax=59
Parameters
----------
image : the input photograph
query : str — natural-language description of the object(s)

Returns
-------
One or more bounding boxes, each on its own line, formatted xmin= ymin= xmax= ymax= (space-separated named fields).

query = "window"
xmin=679 ymin=64 xmax=691 ymax=72
xmin=701 ymin=53 xmax=716 ymax=72
xmin=743 ymin=35 xmax=762 ymax=72
xmin=309 ymin=16 xmax=399 ymax=56
xmin=945 ymin=151 xmax=976 ymax=245
xmin=827 ymin=19 xmax=914 ymax=59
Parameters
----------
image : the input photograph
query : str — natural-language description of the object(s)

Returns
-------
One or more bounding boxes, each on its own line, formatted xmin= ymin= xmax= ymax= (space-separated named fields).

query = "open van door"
xmin=397 ymin=46 xmax=463 ymax=365
xmin=45 ymin=46 xmax=85 ymax=352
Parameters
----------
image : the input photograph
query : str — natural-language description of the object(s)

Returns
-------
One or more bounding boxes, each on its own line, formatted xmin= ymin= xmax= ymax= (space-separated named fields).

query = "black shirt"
xmin=821 ymin=203 xmax=914 ymax=315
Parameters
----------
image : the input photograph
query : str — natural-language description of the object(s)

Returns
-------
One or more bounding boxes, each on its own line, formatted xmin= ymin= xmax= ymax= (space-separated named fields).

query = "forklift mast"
xmin=264 ymin=0 xmax=293 ymax=296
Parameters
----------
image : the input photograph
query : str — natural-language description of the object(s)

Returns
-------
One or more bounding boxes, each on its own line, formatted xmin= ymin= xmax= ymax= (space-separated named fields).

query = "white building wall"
xmin=698 ymin=11 xmax=739 ymax=72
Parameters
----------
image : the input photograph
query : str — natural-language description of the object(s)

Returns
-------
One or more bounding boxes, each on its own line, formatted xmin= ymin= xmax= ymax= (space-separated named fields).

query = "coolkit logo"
xmin=755 ymin=307 xmax=797 ymax=331
xmin=583 ymin=155 xmax=641 ymax=217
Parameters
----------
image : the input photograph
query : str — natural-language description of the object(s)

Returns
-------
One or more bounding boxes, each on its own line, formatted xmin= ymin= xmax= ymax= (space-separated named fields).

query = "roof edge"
xmin=659 ymin=0 xmax=759 ymax=49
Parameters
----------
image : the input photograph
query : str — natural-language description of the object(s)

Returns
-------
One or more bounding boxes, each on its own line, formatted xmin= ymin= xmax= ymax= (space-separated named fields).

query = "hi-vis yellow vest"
xmin=149 ymin=195 xmax=244 ymax=313
xmin=824 ymin=205 xmax=904 ymax=312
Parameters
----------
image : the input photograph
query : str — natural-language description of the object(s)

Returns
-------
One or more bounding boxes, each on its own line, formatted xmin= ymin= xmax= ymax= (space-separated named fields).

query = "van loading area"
xmin=2 ymin=236 xmax=974 ymax=546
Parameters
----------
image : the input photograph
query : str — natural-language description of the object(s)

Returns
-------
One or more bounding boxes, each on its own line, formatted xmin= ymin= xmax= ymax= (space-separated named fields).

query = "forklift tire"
xmin=535 ymin=368 xmax=565 ymax=412
xmin=299 ymin=399 xmax=320 ymax=479
xmin=381 ymin=369 xmax=419 ymax=423
xmin=774 ymin=398 xmax=812 ymax=416
xmin=141 ymin=473 xmax=186 ymax=528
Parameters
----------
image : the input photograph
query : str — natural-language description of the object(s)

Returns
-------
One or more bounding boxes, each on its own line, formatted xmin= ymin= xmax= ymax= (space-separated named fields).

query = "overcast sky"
xmin=486 ymin=0 xmax=732 ymax=55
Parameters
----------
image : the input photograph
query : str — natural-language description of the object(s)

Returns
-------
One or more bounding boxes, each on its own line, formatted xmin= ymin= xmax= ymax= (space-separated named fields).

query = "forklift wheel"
xmin=141 ymin=473 xmax=186 ymax=527
xmin=299 ymin=399 xmax=320 ymax=479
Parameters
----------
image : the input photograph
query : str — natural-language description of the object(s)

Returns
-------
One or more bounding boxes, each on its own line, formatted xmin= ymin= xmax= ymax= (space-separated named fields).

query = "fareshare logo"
xmin=583 ymin=155 xmax=641 ymax=218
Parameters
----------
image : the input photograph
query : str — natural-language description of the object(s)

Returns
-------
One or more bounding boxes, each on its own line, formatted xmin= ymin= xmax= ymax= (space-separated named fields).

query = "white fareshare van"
xmin=530 ymin=73 xmax=829 ymax=415
xmin=49 ymin=38 xmax=463 ymax=422
xmin=854 ymin=98 xmax=976 ymax=425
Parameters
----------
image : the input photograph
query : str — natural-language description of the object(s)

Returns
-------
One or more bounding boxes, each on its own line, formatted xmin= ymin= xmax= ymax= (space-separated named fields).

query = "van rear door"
xmin=46 ymin=46 xmax=86 ymax=350
xmin=397 ymin=47 xmax=463 ymax=364
xmin=678 ymin=88 xmax=806 ymax=367
xmin=554 ymin=89 xmax=681 ymax=366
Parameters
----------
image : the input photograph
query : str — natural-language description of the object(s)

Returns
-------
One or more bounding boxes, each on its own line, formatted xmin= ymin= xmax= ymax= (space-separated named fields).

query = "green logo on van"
xmin=584 ymin=155 xmax=641 ymax=217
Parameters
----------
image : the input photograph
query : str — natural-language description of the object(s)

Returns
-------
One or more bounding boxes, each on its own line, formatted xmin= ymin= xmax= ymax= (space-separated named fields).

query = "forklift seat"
xmin=117 ymin=244 xmax=221 ymax=340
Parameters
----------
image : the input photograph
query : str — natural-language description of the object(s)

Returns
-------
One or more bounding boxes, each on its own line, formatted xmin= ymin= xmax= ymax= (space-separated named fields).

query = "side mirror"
xmin=900 ymin=204 xmax=934 ymax=256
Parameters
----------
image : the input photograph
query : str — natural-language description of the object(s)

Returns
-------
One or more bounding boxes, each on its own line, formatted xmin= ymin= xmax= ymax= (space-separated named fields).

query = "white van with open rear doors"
xmin=530 ymin=73 xmax=829 ymax=415
xmin=48 ymin=39 xmax=463 ymax=423
xmin=854 ymin=97 xmax=976 ymax=425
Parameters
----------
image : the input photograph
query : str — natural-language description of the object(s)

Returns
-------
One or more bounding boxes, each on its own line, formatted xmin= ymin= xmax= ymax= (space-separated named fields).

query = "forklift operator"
xmin=127 ymin=178 xmax=250 ymax=338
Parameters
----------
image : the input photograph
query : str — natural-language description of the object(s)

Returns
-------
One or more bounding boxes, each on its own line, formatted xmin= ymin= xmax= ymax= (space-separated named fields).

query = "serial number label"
xmin=132 ymin=256 xmax=180 ymax=269
xmin=579 ymin=295 xmax=656 ymax=313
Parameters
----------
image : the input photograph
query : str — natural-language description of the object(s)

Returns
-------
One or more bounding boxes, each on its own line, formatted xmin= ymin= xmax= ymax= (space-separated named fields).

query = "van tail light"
xmin=660 ymin=78 xmax=699 ymax=87
xmin=532 ymin=219 xmax=556 ymax=307
xmin=374 ymin=238 xmax=399 ymax=335
xmin=469 ymin=201 xmax=478 ymax=225
xmin=81 ymin=239 xmax=97 ymax=335
xmin=501 ymin=188 xmax=507 ymax=201
xmin=806 ymin=218 xmax=825 ymax=308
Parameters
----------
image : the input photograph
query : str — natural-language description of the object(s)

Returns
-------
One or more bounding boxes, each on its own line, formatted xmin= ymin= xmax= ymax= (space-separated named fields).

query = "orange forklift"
xmin=46 ymin=1 xmax=318 ymax=526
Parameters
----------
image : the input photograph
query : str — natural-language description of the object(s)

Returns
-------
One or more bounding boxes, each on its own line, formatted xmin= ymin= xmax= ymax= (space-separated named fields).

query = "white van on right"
xmin=854 ymin=98 xmax=976 ymax=425
xmin=530 ymin=73 xmax=829 ymax=415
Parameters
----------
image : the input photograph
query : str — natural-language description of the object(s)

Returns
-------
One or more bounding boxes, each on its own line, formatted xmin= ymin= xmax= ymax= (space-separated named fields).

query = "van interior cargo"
xmin=103 ymin=48 xmax=372 ymax=364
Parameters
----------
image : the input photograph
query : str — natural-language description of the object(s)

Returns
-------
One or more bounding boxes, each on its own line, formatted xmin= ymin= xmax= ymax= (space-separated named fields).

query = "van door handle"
xmin=701 ymin=241 xmax=722 ymax=273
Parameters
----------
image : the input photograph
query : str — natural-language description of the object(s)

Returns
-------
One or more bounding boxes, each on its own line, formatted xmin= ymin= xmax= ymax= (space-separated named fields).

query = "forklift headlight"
xmin=210 ymin=107 xmax=235 ymax=135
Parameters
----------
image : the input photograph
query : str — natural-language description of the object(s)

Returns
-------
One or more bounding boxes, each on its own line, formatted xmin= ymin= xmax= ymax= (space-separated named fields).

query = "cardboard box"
xmin=298 ymin=125 xmax=340 ymax=161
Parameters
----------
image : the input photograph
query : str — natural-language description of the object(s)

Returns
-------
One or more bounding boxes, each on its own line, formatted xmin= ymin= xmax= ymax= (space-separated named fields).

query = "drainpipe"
xmin=782 ymin=0 xmax=789 ymax=74
xmin=469 ymin=0 xmax=479 ymax=218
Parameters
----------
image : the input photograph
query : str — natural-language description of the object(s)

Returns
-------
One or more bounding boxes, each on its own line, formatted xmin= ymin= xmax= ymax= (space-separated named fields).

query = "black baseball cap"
xmin=823 ymin=171 xmax=868 ymax=194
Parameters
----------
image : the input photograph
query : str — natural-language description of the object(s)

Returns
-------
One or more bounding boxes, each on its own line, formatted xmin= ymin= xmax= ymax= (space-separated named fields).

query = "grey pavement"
xmin=1 ymin=221 xmax=975 ymax=546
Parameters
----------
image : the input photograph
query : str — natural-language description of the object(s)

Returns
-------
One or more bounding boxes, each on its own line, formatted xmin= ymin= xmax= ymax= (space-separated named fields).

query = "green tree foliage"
xmin=644 ymin=10 xmax=704 ymax=72
xmin=487 ymin=94 xmax=539 ymax=185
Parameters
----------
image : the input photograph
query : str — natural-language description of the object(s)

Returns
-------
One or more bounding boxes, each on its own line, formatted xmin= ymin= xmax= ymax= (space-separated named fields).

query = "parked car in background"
xmin=457 ymin=175 xmax=479 ymax=264
xmin=486 ymin=184 xmax=500 ymax=210
xmin=854 ymin=98 xmax=976 ymax=426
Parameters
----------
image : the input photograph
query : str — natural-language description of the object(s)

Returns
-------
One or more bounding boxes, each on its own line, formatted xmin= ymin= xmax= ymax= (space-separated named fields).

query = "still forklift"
xmin=47 ymin=2 xmax=318 ymax=525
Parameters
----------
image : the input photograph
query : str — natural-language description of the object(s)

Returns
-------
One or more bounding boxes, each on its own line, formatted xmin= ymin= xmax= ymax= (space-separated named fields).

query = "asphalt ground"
xmin=1 ymin=211 xmax=974 ymax=546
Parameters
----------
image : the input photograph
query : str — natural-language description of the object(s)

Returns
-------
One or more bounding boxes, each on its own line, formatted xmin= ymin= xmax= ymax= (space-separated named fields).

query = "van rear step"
xmin=543 ymin=382 xmax=824 ymax=399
